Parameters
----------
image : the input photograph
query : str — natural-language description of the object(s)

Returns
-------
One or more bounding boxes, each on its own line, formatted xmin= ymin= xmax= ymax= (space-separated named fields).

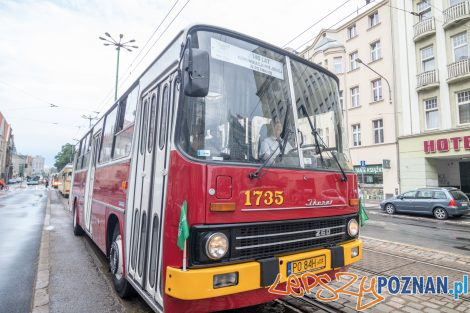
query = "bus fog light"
xmin=213 ymin=272 xmax=238 ymax=288
xmin=351 ymin=246 xmax=359 ymax=258
xmin=205 ymin=232 xmax=229 ymax=260
xmin=348 ymin=219 xmax=359 ymax=237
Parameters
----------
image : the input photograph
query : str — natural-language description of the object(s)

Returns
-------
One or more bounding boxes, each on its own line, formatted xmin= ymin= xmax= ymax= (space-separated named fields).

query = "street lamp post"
xmin=99 ymin=33 xmax=138 ymax=101
xmin=356 ymin=58 xmax=392 ymax=105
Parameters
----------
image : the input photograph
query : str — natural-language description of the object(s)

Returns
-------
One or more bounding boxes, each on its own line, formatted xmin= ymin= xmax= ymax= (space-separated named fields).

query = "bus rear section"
xmin=58 ymin=164 xmax=73 ymax=197
xmin=120 ymin=25 xmax=362 ymax=313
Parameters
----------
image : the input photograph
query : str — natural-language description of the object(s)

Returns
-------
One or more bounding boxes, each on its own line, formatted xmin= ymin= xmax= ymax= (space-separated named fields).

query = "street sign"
xmin=360 ymin=160 xmax=366 ymax=168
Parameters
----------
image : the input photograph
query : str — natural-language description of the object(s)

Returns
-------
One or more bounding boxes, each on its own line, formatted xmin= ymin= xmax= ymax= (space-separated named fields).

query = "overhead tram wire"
xmin=282 ymin=0 xmax=353 ymax=48
xmin=294 ymin=0 xmax=374 ymax=52
xmin=94 ymin=0 xmax=190 ymax=116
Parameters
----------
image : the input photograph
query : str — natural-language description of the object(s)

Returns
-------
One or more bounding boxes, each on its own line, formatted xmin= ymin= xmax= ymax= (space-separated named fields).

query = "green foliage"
xmin=54 ymin=143 xmax=74 ymax=172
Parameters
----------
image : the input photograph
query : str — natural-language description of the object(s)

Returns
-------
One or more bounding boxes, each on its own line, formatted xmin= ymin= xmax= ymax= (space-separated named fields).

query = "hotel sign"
xmin=424 ymin=135 xmax=470 ymax=154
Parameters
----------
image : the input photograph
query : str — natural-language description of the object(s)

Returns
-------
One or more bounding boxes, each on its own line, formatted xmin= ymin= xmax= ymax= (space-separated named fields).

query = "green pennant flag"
xmin=358 ymin=198 xmax=369 ymax=227
xmin=177 ymin=201 xmax=189 ymax=251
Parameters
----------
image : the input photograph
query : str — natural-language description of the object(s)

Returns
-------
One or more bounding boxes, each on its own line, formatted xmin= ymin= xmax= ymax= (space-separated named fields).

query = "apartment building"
xmin=392 ymin=0 xmax=470 ymax=194
xmin=301 ymin=0 xmax=400 ymax=200
xmin=0 ymin=112 xmax=13 ymax=180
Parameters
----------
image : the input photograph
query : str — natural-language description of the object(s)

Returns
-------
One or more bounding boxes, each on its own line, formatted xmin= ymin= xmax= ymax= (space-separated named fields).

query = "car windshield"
xmin=177 ymin=30 xmax=352 ymax=171
xmin=450 ymin=190 xmax=469 ymax=201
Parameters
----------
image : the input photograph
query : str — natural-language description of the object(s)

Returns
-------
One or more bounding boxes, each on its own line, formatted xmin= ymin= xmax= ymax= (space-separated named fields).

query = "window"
xmin=114 ymin=87 xmax=138 ymax=159
xmin=433 ymin=191 xmax=448 ymax=199
xmin=452 ymin=32 xmax=468 ymax=62
xmin=420 ymin=46 xmax=435 ymax=72
xmin=351 ymin=86 xmax=360 ymax=108
xmin=457 ymin=90 xmax=470 ymax=124
xmin=416 ymin=190 xmax=433 ymax=198
xmin=350 ymin=51 xmax=359 ymax=70
xmin=370 ymin=41 xmax=381 ymax=61
xmin=159 ymin=85 xmax=170 ymax=150
xmin=372 ymin=79 xmax=382 ymax=102
xmin=339 ymin=90 xmax=344 ymax=110
xmin=417 ymin=1 xmax=432 ymax=21
xmin=369 ymin=11 xmax=379 ymax=27
xmin=403 ymin=191 xmax=416 ymax=199
xmin=334 ymin=57 xmax=343 ymax=74
xmin=352 ymin=124 xmax=361 ymax=146
xmin=424 ymin=98 xmax=438 ymax=129
xmin=347 ymin=24 xmax=357 ymax=39
xmin=99 ymin=106 xmax=118 ymax=163
xmin=450 ymin=0 xmax=465 ymax=7
xmin=373 ymin=119 xmax=384 ymax=144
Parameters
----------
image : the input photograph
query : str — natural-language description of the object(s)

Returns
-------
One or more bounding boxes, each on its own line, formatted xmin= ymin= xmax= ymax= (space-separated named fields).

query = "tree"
xmin=54 ymin=143 xmax=74 ymax=172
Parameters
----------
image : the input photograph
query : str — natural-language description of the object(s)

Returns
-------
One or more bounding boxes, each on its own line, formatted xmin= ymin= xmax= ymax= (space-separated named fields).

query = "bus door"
xmin=128 ymin=75 xmax=173 ymax=304
xmin=84 ymin=131 xmax=101 ymax=232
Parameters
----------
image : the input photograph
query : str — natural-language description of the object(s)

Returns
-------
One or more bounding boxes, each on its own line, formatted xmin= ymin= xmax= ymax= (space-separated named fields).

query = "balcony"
xmin=447 ymin=58 xmax=470 ymax=83
xmin=443 ymin=1 xmax=470 ymax=29
xmin=413 ymin=18 xmax=436 ymax=42
xmin=416 ymin=70 xmax=439 ymax=91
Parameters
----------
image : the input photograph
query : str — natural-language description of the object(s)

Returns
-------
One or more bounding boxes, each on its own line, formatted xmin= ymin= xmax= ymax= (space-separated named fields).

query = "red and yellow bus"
xmin=58 ymin=164 xmax=73 ymax=197
xmin=70 ymin=24 xmax=362 ymax=312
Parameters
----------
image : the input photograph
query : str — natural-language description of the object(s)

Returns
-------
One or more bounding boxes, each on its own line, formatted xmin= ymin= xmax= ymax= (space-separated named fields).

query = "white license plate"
xmin=461 ymin=202 xmax=468 ymax=206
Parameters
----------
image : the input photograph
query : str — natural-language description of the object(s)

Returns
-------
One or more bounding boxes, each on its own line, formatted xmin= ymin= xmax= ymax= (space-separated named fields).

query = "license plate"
xmin=461 ymin=202 xmax=468 ymax=206
xmin=287 ymin=255 xmax=326 ymax=276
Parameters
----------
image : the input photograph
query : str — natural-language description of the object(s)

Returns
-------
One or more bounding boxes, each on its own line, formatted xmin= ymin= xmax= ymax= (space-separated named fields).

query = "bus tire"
xmin=109 ymin=224 xmax=133 ymax=298
xmin=73 ymin=204 xmax=83 ymax=236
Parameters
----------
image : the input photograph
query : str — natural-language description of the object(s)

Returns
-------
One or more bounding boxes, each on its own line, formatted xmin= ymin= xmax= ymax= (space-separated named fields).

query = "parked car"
xmin=27 ymin=179 xmax=39 ymax=186
xmin=8 ymin=178 xmax=17 ymax=184
xmin=380 ymin=187 xmax=470 ymax=220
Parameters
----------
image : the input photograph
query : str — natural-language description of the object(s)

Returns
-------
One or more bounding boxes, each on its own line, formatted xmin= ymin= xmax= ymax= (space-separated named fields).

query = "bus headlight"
xmin=347 ymin=219 xmax=359 ymax=237
xmin=205 ymin=232 xmax=229 ymax=260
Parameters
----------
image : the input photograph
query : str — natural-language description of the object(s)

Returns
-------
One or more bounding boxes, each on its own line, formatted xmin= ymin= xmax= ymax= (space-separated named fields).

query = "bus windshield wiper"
xmin=249 ymin=108 xmax=291 ymax=179
xmin=300 ymin=104 xmax=348 ymax=182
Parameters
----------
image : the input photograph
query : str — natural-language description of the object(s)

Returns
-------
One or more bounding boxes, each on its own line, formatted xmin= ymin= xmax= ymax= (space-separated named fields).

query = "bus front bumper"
xmin=165 ymin=239 xmax=362 ymax=300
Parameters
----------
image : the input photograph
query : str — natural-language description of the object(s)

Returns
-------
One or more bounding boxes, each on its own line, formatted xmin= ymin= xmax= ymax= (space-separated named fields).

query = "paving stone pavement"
xmin=283 ymin=237 xmax=470 ymax=312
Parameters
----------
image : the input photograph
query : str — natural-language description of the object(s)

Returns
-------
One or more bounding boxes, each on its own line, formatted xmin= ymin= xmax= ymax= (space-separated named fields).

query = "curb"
xmin=31 ymin=190 xmax=51 ymax=313
xmin=367 ymin=209 xmax=470 ymax=226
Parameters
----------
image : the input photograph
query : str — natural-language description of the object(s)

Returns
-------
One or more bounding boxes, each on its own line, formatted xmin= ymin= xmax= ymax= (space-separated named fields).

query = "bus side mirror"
xmin=183 ymin=48 xmax=210 ymax=97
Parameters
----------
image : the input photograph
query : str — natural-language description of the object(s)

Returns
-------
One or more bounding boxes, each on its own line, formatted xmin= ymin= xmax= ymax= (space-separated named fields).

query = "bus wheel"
xmin=109 ymin=225 xmax=133 ymax=298
xmin=73 ymin=205 xmax=83 ymax=236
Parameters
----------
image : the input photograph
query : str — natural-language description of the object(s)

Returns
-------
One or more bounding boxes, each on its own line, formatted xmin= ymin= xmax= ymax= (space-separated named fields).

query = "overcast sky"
xmin=0 ymin=0 xmax=377 ymax=167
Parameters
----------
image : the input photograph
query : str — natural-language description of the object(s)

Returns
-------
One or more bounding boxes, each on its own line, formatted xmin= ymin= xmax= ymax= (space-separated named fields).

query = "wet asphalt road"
xmin=0 ymin=185 xmax=46 ymax=313
xmin=362 ymin=211 xmax=470 ymax=254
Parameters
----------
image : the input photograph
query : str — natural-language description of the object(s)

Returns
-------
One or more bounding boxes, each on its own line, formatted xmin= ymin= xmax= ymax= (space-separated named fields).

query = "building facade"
xmin=0 ymin=112 xmax=13 ymax=180
xmin=301 ymin=0 xmax=400 ymax=200
xmin=32 ymin=155 xmax=45 ymax=176
xmin=392 ymin=0 xmax=470 ymax=194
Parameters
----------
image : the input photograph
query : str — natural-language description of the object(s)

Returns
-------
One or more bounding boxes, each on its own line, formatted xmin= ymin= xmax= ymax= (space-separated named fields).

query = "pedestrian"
xmin=0 ymin=179 xmax=5 ymax=190
xmin=45 ymin=179 xmax=49 ymax=189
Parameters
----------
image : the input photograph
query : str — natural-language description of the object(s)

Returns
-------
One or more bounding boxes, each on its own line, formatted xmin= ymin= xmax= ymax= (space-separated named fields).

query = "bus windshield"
xmin=177 ymin=30 xmax=352 ymax=171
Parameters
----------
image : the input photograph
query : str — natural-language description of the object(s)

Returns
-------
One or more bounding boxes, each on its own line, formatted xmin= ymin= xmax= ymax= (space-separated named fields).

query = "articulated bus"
xmin=70 ymin=24 xmax=362 ymax=312
xmin=58 ymin=164 xmax=73 ymax=197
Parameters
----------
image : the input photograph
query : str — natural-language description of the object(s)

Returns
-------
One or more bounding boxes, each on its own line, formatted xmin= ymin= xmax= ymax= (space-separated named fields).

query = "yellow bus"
xmin=58 ymin=164 xmax=73 ymax=197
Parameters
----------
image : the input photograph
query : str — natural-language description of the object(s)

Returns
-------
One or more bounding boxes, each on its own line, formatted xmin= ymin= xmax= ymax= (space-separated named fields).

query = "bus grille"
xmin=230 ymin=216 xmax=348 ymax=260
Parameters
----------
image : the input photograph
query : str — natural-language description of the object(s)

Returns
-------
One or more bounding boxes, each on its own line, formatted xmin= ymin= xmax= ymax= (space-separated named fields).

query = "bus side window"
xmin=114 ymin=87 xmax=138 ymax=159
xmin=100 ymin=105 xmax=118 ymax=163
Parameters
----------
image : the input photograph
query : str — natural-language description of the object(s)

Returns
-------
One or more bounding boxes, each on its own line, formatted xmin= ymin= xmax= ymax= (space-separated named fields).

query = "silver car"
xmin=380 ymin=187 xmax=470 ymax=220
